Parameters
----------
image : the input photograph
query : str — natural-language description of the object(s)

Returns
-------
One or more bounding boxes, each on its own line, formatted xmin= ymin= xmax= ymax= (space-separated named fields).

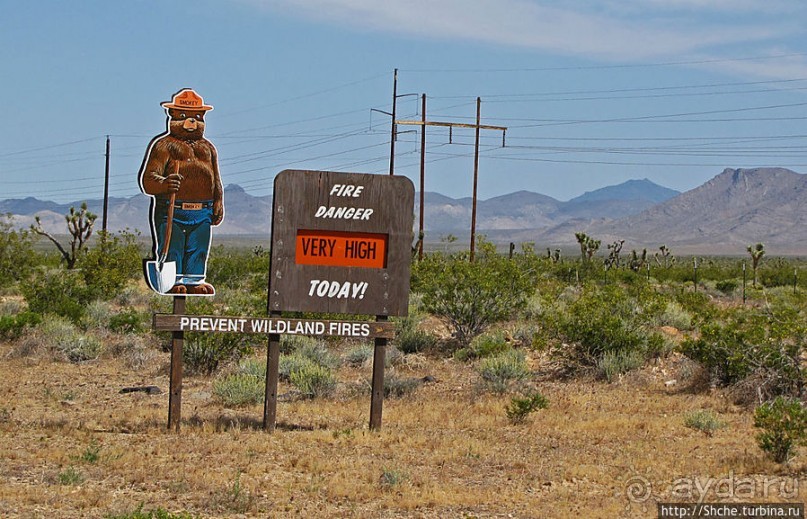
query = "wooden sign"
xmin=269 ymin=170 xmax=415 ymax=316
xmin=153 ymin=313 xmax=395 ymax=338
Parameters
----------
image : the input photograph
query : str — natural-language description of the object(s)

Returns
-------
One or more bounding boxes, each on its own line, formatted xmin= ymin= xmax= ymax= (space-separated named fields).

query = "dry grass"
xmin=0 ymin=341 xmax=804 ymax=518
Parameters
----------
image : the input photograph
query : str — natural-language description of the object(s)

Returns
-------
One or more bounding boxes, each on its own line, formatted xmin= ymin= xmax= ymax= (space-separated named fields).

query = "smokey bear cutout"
xmin=139 ymin=88 xmax=224 ymax=296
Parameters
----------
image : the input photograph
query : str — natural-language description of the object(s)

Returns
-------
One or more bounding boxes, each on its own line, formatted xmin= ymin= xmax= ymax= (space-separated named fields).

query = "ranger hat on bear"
xmin=161 ymin=89 xmax=214 ymax=111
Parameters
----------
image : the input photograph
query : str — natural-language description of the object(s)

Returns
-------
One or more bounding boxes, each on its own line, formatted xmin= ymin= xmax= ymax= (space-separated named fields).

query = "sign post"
xmin=267 ymin=170 xmax=415 ymax=430
xmin=152 ymin=169 xmax=414 ymax=432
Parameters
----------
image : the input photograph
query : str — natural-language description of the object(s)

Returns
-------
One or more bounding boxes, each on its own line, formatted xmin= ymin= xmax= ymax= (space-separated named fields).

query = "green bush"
xmin=456 ymin=329 xmax=511 ymax=361
xmin=343 ymin=344 xmax=373 ymax=367
xmin=0 ymin=311 xmax=41 ymax=340
xmin=23 ymin=267 xmax=90 ymax=323
xmin=680 ymin=306 xmax=805 ymax=397
xmin=0 ymin=214 xmax=37 ymax=289
xmin=383 ymin=374 xmax=421 ymax=399
xmin=184 ymin=332 xmax=256 ymax=375
xmin=289 ymin=363 xmax=336 ymax=399
xmin=596 ymin=350 xmax=645 ymax=382
xmin=22 ymin=315 xmax=102 ymax=362
xmin=60 ymin=334 xmax=103 ymax=362
xmin=78 ymin=230 xmax=142 ymax=301
xmin=109 ymin=310 xmax=147 ymax=334
xmin=684 ymin=409 xmax=726 ymax=435
xmin=393 ymin=313 xmax=436 ymax=354
xmin=505 ymin=390 xmax=549 ymax=424
xmin=754 ymin=397 xmax=807 ymax=463
xmin=555 ymin=284 xmax=664 ymax=366
xmin=213 ymin=373 xmax=264 ymax=407
xmin=413 ymin=243 xmax=533 ymax=347
xmin=477 ymin=350 xmax=530 ymax=394
xmin=715 ymin=279 xmax=738 ymax=295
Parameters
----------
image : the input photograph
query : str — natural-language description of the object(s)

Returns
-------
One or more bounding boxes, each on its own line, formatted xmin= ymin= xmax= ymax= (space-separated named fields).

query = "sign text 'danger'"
xmin=295 ymin=230 xmax=388 ymax=269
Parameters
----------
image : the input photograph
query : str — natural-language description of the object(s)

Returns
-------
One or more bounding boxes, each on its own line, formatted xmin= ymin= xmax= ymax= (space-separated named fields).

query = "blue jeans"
xmin=154 ymin=200 xmax=213 ymax=285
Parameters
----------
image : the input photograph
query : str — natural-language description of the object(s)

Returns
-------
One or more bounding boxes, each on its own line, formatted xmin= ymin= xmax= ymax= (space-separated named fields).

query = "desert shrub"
xmin=715 ymin=279 xmax=738 ymax=295
xmin=290 ymin=363 xmax=336 ymax=399
xmin=0 ymin=311 xmax=41 ymax=340
xmin=59 ymin=334 xmax=103 ymax=362
xmin=674 ymin=291 xmax=718 ymax=324
xmin=279 ymin=354 xmax=313 ymax=381
xmin=597 ymin=350 xmax=646 ymax=382
xmin=344 ymin=344 xmax=373 ymax=367
xmin=213 ymin=373 xmax=264 ymax=407
xmin=78 ymin=230 xmax=142 ymax=301
xmin=109 ymin=309 xmax=147 ymax=334
xmin=379 ymin=467 xmax=408 ymax=489
xmin=21 ymin=315 xmax=101 ymax=362
xmin=393 ymin=313 xmax=436 ymax=354
xmin=477 ymin=350 xmax=530 ymax=393
xmin=184 ymin=332 xmax=256 ymax=375
xmin=754 ymin=397 xmax=807 ymax=463
xmin=0 ymin=214 xmax=37 ymax=289
xmin=206 ymin=245 xmax=270 ymax=290
xmin=295 ymin=339 xmax=339 ymax=369
xmin=684 ymin=409 xmax=726 ymax=435
xmin=58 ymin=466 xmax=84 ymax=485
xmin=111 ymin=334 xmax=154 ymax=370
xmin=23 ymin=267 xmax=90 ymax=323
xmin=506 ymin=390 xmax=549 ymax=424
xmin=279 ymin=334 xmax=320 ymax=355
xmin=554 ymin=284 xmax=664 ymax=367
xmin=237 ymin=358 xmax=267 ymax=379
xmin=413 ymin=243 xmax=533 ymax=347
xmin=680 ymin=305 xmax=805 ymax=397
xmin=456 ymin=329 xmax=511 ymax=361
xmin=82 ymin=300 xmax=114 ymax=330
xmin=656 ymin=301 xmax=693 ymax=330
xmin=383 ymin=374 xmax=421 ymax=399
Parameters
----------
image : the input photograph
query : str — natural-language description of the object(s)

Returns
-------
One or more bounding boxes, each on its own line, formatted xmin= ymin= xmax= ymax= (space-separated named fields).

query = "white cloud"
xmin=247 ymin=0 xmax=807 ymax=77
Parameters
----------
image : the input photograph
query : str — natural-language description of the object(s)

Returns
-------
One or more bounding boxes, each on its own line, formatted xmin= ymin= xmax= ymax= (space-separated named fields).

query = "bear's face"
xmin=167 ymin=108 xmax=206 ymax=140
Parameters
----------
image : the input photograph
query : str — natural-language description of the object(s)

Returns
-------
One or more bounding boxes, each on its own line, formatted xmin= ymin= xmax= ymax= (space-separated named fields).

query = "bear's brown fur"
xmin=140 ymin=108 xmax=224 ymax=224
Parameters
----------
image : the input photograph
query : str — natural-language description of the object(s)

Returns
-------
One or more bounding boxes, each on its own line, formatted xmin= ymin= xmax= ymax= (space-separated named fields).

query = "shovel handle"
xmin=158 ymin=163 xmax=179 ymax=265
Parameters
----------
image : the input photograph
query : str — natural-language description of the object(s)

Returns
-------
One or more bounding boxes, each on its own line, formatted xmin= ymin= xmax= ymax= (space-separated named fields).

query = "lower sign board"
xmin=269 ymin=170 xmax=415 ymax=316
xmin=153 ymin=314 xmax=395 ymax=338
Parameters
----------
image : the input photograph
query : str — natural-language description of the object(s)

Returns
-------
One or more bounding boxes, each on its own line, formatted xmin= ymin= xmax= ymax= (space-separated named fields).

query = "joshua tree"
xmin=30 ymin=202 xmax=96 ymax=269
xmin=628 ymin=248 xmax=648 ymax=272
xmin=654 ymin=244 xmax=675 ymax=268
xmin=605 ymin=239 xmax=625 ymax=270
xmin=546 ymin=247 xmax=561 ymax=263
xmin=747 ymin=242 xmax=765 ymax=288
xmin=574 ymin=232 xmax=601 ymax=262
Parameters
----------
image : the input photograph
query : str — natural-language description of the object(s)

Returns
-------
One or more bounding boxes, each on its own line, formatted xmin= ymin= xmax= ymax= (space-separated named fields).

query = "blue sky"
xmin=2 ymin=0 xmax=807 ymax=203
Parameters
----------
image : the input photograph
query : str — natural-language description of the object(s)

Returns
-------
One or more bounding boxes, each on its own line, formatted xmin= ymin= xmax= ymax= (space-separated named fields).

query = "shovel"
xmin=146 ymin=168 xmax=179 ymax=294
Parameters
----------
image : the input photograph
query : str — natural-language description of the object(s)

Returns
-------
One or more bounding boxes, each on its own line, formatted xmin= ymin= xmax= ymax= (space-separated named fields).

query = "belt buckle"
xmin=182 ymin=202 xmax=203 ymax=210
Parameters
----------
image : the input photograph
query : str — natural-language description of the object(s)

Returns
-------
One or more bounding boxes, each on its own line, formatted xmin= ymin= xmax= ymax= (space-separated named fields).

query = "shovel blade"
xmin=146 ymin=260 xmax=177 ymax=294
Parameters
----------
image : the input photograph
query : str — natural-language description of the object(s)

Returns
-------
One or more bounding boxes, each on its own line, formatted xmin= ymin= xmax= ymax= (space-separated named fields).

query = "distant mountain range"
xmin=4 ymin=168 xmax=806 ymax=254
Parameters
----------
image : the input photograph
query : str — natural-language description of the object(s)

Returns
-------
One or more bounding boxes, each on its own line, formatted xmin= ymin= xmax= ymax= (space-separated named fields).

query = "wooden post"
xmin=469 ymin=97 xmax=481 ymax=262
xmin=168 ymin=295 xmax=185 ymax=432
xmin=369 ymin=315 xmax=388 ymax=431
xmin=263 ymin=311 xmax=282 ymax=431
xmin=742 ymin=262 xmax=747 ymax=304
xmin=418 ymin=94 xmax=426 ymax=261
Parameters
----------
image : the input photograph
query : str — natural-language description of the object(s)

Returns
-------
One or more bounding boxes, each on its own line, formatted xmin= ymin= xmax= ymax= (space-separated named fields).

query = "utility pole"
xmin=418 ymin=94 xmax=426 ymax=260
xmin=397 ymin=98 xmax=506 ymax=262
xmin=470 ymin=98 xmax=481 ymax=262
xmin=102 ymin=135 xmax=110 ymax=233
xmin=371 ymin=69 xmax=417 ymax=177
xmin=389 ymin=69 xmax=398 ymax=176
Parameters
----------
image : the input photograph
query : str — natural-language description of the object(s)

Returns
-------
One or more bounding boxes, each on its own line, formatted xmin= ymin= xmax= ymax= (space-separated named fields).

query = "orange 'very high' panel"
xmin=295 ymin=230 xmax=388 ymax=269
